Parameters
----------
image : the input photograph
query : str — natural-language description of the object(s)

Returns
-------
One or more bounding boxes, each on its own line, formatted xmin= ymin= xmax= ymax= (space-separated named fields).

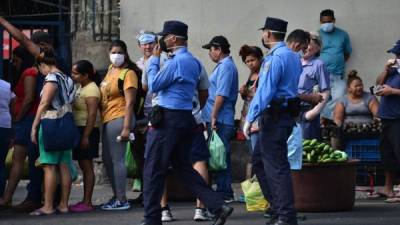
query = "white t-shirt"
xmin=0 ymin=79 xmax=15 ymax=128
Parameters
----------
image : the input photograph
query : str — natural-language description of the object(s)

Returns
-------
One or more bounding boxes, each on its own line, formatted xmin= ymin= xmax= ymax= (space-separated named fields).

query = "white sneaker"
xmin=161 ymin=207 xmax=174 ymax=222
xmin=193 ymin=208 xmax=213 ymax=221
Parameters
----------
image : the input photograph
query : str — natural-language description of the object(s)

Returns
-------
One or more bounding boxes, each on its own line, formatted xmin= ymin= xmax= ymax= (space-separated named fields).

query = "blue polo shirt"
xmin=201 ymin=56 xmax=238 ymax=126
xmin=298 ymin=57 xmax=330 ymax=94
xmin=246 ymin=42 xmax=302 ymax=123
xmin=378 ymin=69 xmax=400 ymax=119
xmin=146 ymin=47 xmax=201 ymax=110
xmin=319 ymin=27 xmax=352 ymax=76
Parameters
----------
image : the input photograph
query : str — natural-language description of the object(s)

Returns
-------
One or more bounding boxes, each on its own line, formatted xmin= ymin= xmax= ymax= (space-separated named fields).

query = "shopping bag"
xmin=287 ymin=122 xmax=303 ymax=170
xmin=208 ymin=130 xmax=226 ymax=172
xmin=241 ymin=176 xmax=269 ymax=212
xmin=125 ymin=142 xmax=139 ymax=178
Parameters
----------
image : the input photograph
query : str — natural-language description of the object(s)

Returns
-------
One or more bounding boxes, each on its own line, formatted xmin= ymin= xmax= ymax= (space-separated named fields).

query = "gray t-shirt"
xmin=340 ymin=92 xmax=374 ymax=124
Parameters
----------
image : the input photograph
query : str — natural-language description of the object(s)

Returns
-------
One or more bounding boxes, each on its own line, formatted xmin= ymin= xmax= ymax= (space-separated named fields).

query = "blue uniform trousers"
xmin=143 ymin=109 xmax=224 ymax=225
xmin=252 ymin=111 xmax=298 ymax=225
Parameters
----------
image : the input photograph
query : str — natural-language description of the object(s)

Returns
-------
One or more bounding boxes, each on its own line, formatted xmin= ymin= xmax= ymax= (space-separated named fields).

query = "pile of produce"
xmin=321 ymin=120 xmax=382 ymax=141
xmin=302 ymin=139 xmax=348 ymax=163
xmin=342 ymin=120 xmax=382 ymax=137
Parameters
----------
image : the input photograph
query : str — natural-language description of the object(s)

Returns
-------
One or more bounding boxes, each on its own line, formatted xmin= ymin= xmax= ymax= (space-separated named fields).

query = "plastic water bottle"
xmin=116 ymin=133 xmax=135 ymax=142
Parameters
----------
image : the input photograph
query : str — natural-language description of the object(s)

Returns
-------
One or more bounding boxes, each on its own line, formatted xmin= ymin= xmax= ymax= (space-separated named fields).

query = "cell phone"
xmin=369 ymin=85 xmax=382 ymax=95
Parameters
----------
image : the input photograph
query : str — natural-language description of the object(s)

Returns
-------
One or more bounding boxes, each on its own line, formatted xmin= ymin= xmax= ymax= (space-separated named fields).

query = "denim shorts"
xmin=190 ymin=124 xmax=210 ymax=164
xmin=14 ymin=115 xmax=34 ymax=146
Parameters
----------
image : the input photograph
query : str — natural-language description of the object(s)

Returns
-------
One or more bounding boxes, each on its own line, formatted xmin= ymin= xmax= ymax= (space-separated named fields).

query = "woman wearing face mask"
xmin=238 ymin=45 xmax=263 ymax=151
xmin=69 ymin=60 xmax=100 ymax=212
xmin=334 ymin=70 xmax=379 ymax=127
xmin=30 ymin=46 xmax=75 ymax=215
xmin=99 ymin=40 xmax=139 ymax=211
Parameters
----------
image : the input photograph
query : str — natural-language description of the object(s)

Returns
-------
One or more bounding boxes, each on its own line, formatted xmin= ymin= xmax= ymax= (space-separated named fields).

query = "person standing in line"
xmin=69 ymin=60 xmax=100 ymax=212
xmin=0 ymin=78 xmax=15 ymax=203
xmin=0 ymin=46 xmax=40 ymax=210
xmin=99 ymin=40 xmax=139 ymax=211
xmin=201 ymin=35 xmax=238 ymax=203
xmin=243 ymin=17 xmax=302 ymax=225
xmin=30 ymin=46 xmax=75 ymax=215
xmin=142 ymin=20 xmax=233 ymax=225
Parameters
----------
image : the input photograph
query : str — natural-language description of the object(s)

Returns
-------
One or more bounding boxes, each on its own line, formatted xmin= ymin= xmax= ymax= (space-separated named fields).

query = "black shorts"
xmin=73 ymin=127 xmax=100 ymax=160
xmin=190 ymin=124 xmax=210 ymax=164
xmin=379 ymin=119 xmax=400 ymax=171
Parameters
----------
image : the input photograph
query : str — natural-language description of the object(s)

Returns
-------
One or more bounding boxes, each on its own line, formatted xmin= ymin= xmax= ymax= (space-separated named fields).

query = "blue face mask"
xmin=321 ymin=23 xmax=335 ymax=33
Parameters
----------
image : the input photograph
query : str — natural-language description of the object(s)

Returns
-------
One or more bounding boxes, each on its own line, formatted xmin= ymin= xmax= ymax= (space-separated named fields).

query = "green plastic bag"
xmin=208 ymin=130 xmax=227 ymax=172
xmin=241 ymin=176 xmax=269 ymax=212
xmin=125 ymin=142 xmax=139 ymax=178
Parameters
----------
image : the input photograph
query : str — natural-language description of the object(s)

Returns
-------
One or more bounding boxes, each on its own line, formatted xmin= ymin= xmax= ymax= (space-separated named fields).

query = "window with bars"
xmin=71 ymin=0 xmax=120 ymax=41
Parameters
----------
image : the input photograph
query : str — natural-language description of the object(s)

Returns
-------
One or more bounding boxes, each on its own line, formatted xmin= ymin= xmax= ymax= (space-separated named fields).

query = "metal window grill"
xmin=71 ymin=0 xmax=120 ymax=41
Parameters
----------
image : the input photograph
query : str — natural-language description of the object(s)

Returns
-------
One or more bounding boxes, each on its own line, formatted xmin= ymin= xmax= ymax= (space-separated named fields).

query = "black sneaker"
xmin=212 ymin=204 xmax=233 ymax=225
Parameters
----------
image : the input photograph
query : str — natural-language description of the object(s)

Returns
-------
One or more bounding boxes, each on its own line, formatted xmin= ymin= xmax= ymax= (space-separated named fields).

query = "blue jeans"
xmin=207 ymin=123 xmax=235 ymax=199
xmin=0 ymin=128 xmax=12 ymax=196
xmin=321 ymin=75 xmax=346 ymax=120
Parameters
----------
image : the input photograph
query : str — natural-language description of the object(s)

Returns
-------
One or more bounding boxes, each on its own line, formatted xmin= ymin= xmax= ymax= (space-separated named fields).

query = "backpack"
xmin=108 ymin=65 xmax=146 ymax=120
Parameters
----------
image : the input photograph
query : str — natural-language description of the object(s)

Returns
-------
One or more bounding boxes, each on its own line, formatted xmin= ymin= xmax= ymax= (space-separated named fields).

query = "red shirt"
xmin=14 ymin=67 xmax=39 ymax=116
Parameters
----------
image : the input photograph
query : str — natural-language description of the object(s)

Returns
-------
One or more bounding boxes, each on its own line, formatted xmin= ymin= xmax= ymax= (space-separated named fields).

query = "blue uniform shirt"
xmin=319 ymin=27 xmax=352 ymax=76
xmin=146 ymin=47 xmax=201 ymax=110
xmin=246 ymin=42 xmax=302 ymax=123
xmin=298 ymin=57 xmax=330 ymax=94
xmin=378 ymin=69 xmax=400 ymax=119
xmin=201 ymin=56 xmax=238 ymax=126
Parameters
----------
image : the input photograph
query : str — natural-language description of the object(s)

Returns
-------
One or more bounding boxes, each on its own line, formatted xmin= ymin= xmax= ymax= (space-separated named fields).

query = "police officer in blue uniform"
xmin=243 ymin=17 xmax=302 ymax=225
xmin=142 ymin=20 xmax=233 ymax=225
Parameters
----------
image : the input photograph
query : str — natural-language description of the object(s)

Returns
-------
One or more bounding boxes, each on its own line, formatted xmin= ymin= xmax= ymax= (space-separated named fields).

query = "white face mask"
xmin=110 ymin=53 xmax=125 ymax=67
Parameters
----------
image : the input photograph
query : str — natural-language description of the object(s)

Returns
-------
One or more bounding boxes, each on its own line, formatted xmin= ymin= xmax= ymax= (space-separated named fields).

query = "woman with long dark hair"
xmin=99 ymin=40 xmax=139 ymax=210
xmin=0 ymin=46 xmax=42 ymax=210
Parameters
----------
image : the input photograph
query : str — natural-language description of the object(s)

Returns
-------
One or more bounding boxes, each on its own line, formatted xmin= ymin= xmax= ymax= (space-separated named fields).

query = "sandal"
xmin=30 ymin=208 xmax=56 ymax=216
xmin=377 ymin=190 xmax=398 ymax=198
xmin=55 ymin=207 xmax=69 ymax=214
xmin=385 ymin=197 xmax=400 ymax=203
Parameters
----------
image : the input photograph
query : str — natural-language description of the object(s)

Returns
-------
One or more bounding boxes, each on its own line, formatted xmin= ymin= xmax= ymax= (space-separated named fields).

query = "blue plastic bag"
xmin=287 ymin=122 xmax=303 ymax=170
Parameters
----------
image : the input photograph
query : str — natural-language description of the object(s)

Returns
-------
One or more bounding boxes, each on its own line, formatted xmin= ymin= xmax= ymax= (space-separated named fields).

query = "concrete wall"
xmin=120 ymin=0 xmax=400 ymax=118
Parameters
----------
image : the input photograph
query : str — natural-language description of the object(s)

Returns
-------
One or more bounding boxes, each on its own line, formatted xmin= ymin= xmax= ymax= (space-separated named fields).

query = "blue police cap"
xmin=387 ymin=40 xmax=400 ymax=54
xmin=156 ymin=20 xmax=188 ymax=39
xmin=258 ymin=17 xmax=288 ymax=33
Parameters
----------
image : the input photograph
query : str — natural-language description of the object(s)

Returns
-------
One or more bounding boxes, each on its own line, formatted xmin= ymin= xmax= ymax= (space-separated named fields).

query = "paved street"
xmin=1 ymin=182 xmax=400 ymax=225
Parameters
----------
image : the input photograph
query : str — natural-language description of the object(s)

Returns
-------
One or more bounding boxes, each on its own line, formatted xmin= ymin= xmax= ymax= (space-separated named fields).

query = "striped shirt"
xmin=42 ymin=72 xmax=75 ymax=110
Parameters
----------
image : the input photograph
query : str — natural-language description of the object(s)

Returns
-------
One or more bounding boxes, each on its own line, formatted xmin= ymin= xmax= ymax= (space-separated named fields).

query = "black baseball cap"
xmin=202 ymin=35 xmax=230 ymax=49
